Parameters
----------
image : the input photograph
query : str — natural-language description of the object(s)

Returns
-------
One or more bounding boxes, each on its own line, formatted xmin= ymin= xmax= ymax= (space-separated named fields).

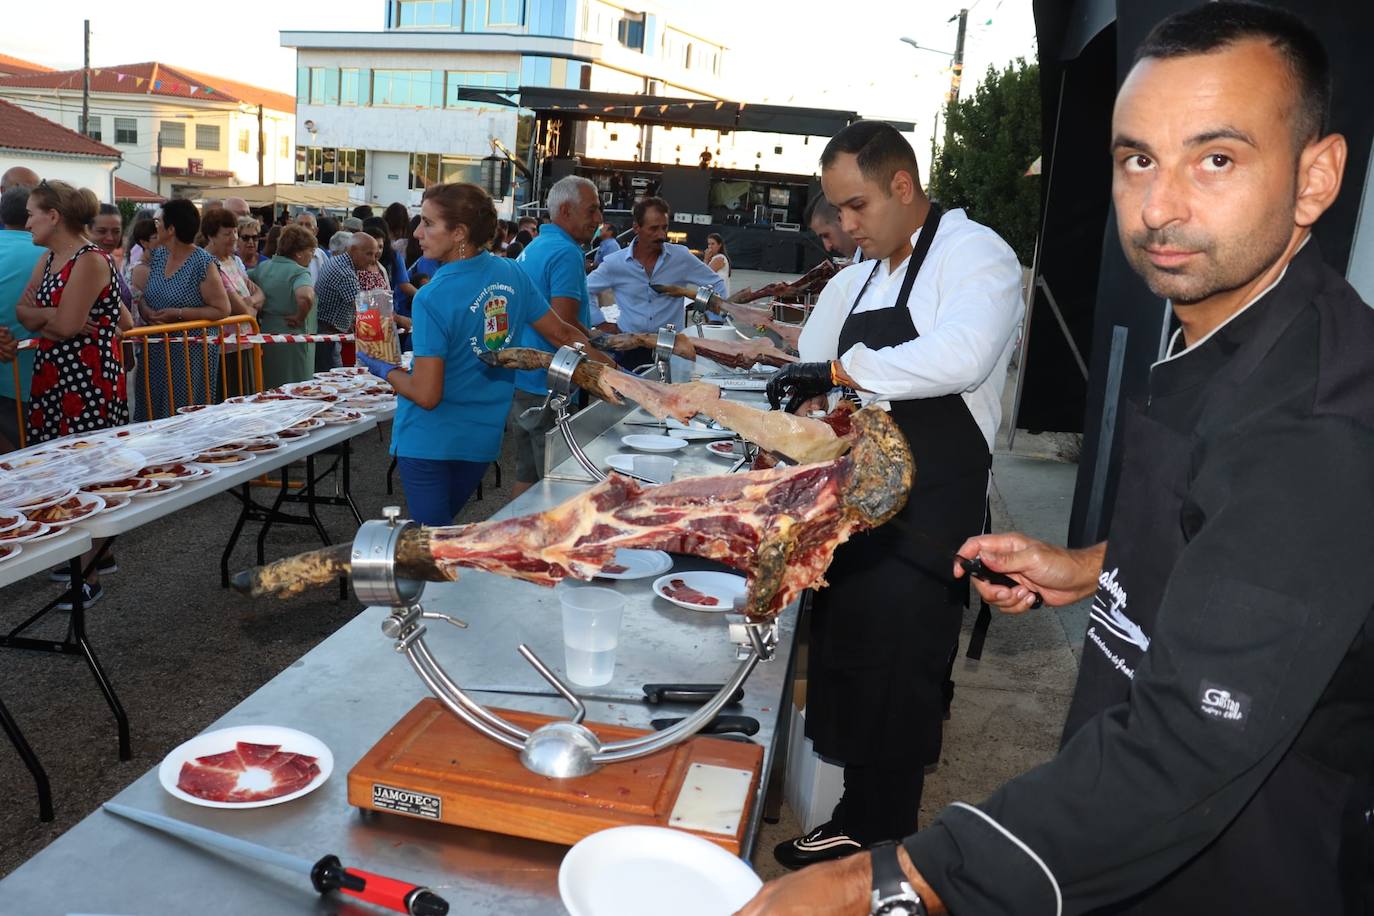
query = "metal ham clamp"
xmin=352 ymin=508 xmax=777 ymax=780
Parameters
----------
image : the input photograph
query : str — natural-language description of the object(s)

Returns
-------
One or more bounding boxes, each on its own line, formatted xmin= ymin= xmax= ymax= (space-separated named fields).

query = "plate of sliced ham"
xmin=596 ymin=549 xmax=673 ymax=580
xmin=652 ymin=571 xmax=746 ymax=612
xmin=158 ymin=725 xmax=333 ymax=809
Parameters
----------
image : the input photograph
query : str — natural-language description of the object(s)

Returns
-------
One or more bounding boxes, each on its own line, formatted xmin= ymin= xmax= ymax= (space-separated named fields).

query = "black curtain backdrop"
xmin=1024 ymin=0 xmax=1374 ymax=546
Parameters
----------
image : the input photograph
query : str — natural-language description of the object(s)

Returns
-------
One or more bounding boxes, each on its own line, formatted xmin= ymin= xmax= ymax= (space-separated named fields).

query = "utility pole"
xmin=942 ymin=8 xmax=968 ymax=150
xmin=257 ymin=105 xmax=265 ymax=185
xmin=81 ymin=19 xmax=91 ymax=138
xmin=156 ymin=130 xmax=163 ymax=197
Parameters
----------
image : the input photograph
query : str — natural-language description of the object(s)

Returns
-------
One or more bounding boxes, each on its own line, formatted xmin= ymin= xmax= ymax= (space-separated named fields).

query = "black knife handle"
xmin=958 ymin=556 xmax=1045 ymax=610
xmin=651 ymin=714 xmax=760 ymax=736
xmin=642 ymin=683 xmax=744 ymax=705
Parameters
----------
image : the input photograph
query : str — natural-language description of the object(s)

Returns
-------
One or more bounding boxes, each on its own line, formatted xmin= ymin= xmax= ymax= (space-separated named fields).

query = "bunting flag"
xmin=632 ymin=105 xmax=643 ymax=117
xmin=153 ymin=80 xmax=163 ymax=89
xmin=116 ymin=73 xmax=125 ymax=83
xmin=189 ymin=86 xmax=198 ymax=94
xmin=93 ymin=68 xmax=102 ymax=76
xmin=135 ymin=78 xmax=145 ymax=87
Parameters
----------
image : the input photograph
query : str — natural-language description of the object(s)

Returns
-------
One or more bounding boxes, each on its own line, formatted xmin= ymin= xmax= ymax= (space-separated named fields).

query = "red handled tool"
xmin=104 ymin=802 xmax=448 ymax=915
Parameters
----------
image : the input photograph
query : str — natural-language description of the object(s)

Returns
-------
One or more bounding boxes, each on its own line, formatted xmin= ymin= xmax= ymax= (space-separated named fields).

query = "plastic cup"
xmin=632 ymin=455 xmax=676 ymax=484
xmin=560 ymin=586 xmax=625 ymax=686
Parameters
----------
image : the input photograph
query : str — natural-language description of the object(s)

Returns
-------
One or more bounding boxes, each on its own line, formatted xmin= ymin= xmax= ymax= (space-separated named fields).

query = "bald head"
xmin=346 ymin=231 xmax=378 ymax=270
xmin=2 ymin=166 xmax=39 ymax=193
xmin=224 ymin=197 xmax=250 ymax=219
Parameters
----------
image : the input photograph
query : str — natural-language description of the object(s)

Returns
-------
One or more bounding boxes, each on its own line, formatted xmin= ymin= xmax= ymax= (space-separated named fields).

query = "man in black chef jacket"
xmin=767 ymin=122 xmax=1024 ymax=869
xmin=739 ymin=4 xmax=1374 ymax=915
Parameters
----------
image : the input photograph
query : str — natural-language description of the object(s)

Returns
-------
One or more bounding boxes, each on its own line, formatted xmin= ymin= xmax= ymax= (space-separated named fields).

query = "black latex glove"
xmin=766 ymin=361 xmax=835 ymax=414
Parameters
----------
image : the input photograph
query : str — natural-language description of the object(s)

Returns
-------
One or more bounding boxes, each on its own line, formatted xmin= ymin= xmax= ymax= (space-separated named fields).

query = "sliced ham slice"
xmin=665 ymin=579 xmax=718 ymax=606
xmin=236 ymin=742 xmax=281 ymax=766
xmin=176 ymin=743 xmax=320 ymax=803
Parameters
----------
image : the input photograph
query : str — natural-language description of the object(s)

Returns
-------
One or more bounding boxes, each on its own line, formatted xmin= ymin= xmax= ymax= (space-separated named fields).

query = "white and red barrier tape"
xmin=16 ymin=330 xmax=408 ymax=350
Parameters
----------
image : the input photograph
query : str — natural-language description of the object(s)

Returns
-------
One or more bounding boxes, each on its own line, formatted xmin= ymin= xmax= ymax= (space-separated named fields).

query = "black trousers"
xmin=614 ymin=346 xmax=654 ymax=372
xmin=834 ymin=760 xmax=926 ymax=845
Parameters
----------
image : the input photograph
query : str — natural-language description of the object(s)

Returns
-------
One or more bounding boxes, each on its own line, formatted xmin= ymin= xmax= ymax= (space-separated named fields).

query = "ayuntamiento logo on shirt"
xmin=1199 ymin=680 xmax=1250 ymax=728
xmin=468 ymin=283 xmax=515 ymax=355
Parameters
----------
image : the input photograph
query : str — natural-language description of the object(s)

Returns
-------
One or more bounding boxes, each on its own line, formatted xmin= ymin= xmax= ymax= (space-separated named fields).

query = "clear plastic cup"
xmin=632 ymin=455 xmax=676 ymax=484
xmin=559 ymin=586 xmax=625 ymax=686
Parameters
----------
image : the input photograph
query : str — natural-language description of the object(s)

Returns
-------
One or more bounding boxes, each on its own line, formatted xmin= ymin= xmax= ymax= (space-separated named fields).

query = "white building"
xmin=0 ymin=98 xmax=120 ymax=203
xmin=283 ymin=0 xmax=830 ymax=214
xmin=0 ymin=62 xmax=296 ymax=199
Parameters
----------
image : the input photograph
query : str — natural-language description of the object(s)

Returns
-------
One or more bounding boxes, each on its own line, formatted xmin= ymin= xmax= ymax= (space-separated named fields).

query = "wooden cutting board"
xmin=348 ymin=698 xmax=764 ymax=853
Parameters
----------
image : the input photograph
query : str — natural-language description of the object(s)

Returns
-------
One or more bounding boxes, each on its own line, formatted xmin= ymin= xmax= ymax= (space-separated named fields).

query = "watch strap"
xmin=870 ymin=841 xmax=925 ymax=916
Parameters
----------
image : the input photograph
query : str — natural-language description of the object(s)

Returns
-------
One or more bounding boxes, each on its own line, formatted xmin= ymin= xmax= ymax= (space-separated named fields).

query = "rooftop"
xmin=0 ymin=53 xmax=54 ymax=76
xmin=0 ymin=62 xmax=295 ymax=113
xmin=114 ymin=177 xmax=163 ymax=202
xmin=0 ymin=98 xmax=120 ymax=159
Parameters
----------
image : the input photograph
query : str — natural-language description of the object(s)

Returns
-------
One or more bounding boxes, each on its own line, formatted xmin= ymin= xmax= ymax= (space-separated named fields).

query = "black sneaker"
xmin=56 ymin=581 xmax=104 ymax=611
xmin=48 ymin=557 xmax=118 ymax=581
xmin=772 ymin=820 xmax=863 ymax=870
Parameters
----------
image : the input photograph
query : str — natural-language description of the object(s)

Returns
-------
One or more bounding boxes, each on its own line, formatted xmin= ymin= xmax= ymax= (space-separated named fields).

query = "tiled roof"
xmin=0 ymin=53 xmax=53 ymax=76
xmin=114 ymin=177 xmax=163 ymax=202
xmin=0 ymin=62 xmax=294 ymax=113
xmin=0 ymin=98 xmax=119 ymax=159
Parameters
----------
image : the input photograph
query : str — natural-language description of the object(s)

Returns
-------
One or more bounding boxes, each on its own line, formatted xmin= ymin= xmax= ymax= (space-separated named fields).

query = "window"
xmin=445 ymin=70 xmax=512 ymax=106
xmin=114 ymin=117 xmax=137 ymax=145
xmin=409 ymin=152 xmax=477 ymax=189
xmin=617 ymin=11 xmax=645 ymax=50
xmin=397 ymin=0 xmax=452 ymax=26
xmin=79 ymin=115 xmax=101 ymax=141
xmin=196 ymin=124 xmax=221 ymax=151
xmin=372 ymin=69 xmax=433 ymax=107
xmin=309 ymin=67 xmax=328 ymax=105
xmin=238 ymin=130 xmax=250 ymax=154
xmin=341 ymin=68 xmax=359 ymax=105
xmin=160 ymin=121 xmax=185 ymax=148
xmin=300 ymin=147 xmax=366 ymax=185
xmin=280 ymin=136 xmax=290 ymax=158
xmin=487 ymin=0 xmax=522 ymax=26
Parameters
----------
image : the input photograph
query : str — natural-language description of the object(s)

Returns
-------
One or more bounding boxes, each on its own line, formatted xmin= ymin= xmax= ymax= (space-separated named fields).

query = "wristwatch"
xmin=870 ymin=841 xmax=926 ymax=916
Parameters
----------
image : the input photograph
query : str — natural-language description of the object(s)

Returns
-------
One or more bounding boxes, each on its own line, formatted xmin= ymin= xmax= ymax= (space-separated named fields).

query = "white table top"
xmin=75 ymin=415 xmax=381 ymax=539
xmin=0 ymin=529 xmax=92 ymax=591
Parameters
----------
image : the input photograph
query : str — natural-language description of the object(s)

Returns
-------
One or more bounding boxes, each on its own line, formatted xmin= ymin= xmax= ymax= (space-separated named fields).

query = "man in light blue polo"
xmin=586 ymin=196 xmax=726 ymax=369
xmin=0 ymin=186 xmax=41 ymax=452
xmin=509 ymin=175 xmax=604 ymax=497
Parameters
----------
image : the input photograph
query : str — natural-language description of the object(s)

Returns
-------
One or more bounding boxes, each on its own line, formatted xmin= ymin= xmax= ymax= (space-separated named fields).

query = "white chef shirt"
xmin=797 ymin=207 xmax=1023 ymax=450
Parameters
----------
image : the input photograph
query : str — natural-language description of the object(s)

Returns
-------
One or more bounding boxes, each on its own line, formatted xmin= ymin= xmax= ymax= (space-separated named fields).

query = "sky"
xmin=17 ymin=0 xmax=1037 ymax=174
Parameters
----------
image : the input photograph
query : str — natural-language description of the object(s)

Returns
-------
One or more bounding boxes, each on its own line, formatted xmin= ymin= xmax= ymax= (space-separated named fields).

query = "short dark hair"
xmin=632 ymin=196 xmax=669 ymax=225
xmin=1136 ymin=1 xmax=1330 ymax=148
xmin=160 ymin=198 xmax=200 ymax=243
xmin=201 ymin=207 xmax=239 ymax=238
xmin=96 ymin=203 xmax=120 ymax=219
xmin=351 ymin=204 xmax=374 ymax=220
xmin=422 ymin=182 xmax=498 ymax=247
xmin=820 ymin=121 xmax=921 ymax=193
xmin=804 ymin=194 xmax=840 ymax=227
xmin=0 ymin=186 xmax=29 ymax=227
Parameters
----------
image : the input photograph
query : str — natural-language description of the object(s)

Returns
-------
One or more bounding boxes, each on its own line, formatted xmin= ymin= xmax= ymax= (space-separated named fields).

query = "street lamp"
xmin=899 ymin=37 xmax=954 ymax=57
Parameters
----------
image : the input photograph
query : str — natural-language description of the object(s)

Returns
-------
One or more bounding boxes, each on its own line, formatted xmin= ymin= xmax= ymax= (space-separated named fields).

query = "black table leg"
xmin=0 ymin=693 xmax=52 ymax=821
xmin=220 ymin=482 xmax=254 ymax=589
xmin=255 ymin=466 xmax=293 ymax=563
xmin=66 ymin=556 xmax=131 ymax=761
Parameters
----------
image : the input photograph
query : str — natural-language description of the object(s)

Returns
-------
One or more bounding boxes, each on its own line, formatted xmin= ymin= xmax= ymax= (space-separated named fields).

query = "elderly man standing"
xmin=224 ymin=197 xmax=250 ymax=220
xmin=585 ymin=196 xmax=725 ymax=368
xmin=0 ymin=187 xmax=41 ymax=451
xmin=0 ymin=166 xmax=39 ymax=194
xmin=508 ymin=175 xmax=605 ymax=497
xmin=313 ymin=231 xmax=377 ymax=372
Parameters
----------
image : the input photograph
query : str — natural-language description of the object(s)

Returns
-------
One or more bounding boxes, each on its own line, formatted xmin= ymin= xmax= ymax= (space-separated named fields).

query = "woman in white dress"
xmin=704 ymin=232 xmax=730 ymax=298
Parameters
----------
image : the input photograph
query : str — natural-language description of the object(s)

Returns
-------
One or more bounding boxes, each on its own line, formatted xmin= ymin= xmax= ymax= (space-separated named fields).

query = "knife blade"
xmin=103 ymin=803 xmax=448 ymax=915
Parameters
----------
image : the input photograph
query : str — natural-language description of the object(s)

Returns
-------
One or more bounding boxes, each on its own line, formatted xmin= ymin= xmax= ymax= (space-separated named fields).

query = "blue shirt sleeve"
xmin=411 ymin=283 xmax=449 ymax=359
xmin=548 ymin=248 xmax=590 ymax=325
xmin=514 ymin=261 xmax=551 ymax=334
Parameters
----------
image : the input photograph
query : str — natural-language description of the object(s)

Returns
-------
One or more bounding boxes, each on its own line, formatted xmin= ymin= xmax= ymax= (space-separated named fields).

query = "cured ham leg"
xmin=480 ymin=348 xmax=851 ymax=464
xmin=591 ymin=332 xmax=798 ymax=369
xmin=231 ymin=406 xmax=913 ymax=617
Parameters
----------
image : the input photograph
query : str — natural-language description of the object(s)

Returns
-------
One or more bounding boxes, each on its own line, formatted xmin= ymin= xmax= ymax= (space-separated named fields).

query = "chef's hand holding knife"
xmin=953 ymin=532 xmax=1107 ymax=613
xmin=767 ymin=360 xmax=848 ymax=414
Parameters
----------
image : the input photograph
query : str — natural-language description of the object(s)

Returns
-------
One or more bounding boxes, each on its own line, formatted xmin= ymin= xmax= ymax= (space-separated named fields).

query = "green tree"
xmin=928 ymin=58 xmax=1041 ymax=264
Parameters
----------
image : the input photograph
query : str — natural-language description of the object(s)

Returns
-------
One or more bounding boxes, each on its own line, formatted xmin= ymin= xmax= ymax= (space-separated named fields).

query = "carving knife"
xmin=650 ymin=714 xmax=760 ymax=736
xmin=460 ymin=682 xmax=744 ymax=706
xmin=103 ymin=803 xmax=448 ymax=915
xmin=885 ymin=517 xmax=1045 ymax=609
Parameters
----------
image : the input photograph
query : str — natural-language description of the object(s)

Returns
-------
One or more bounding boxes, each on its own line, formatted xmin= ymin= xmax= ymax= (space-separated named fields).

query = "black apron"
xmin=805 ymin=205 xmax=991 ymax=766
xmin=1067 ymin=305 xmax=1374 ymax=914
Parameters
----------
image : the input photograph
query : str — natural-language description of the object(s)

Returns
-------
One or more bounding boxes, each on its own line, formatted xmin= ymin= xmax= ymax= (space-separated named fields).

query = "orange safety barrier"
xmin=120 ymin=315 xmax=264 ymax=420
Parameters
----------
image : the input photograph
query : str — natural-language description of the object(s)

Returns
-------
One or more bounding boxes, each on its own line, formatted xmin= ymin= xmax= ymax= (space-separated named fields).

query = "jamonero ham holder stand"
xmin=346 ymin=347 xmax=777 ymax=853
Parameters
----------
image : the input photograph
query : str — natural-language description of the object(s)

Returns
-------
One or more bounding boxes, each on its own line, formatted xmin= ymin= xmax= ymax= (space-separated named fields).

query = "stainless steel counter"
xmin=0 ymin=383 xmax=796 ymax=916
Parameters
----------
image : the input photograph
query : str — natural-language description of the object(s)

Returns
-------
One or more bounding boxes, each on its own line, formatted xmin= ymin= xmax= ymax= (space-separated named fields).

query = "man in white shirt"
xmin=769 ymin=121 xmax=1023 ymax=870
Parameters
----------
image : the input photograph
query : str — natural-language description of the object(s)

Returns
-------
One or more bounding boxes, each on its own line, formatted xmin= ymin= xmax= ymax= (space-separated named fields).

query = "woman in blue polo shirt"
xmin=355 ymin=182 xmax=609 ymax=526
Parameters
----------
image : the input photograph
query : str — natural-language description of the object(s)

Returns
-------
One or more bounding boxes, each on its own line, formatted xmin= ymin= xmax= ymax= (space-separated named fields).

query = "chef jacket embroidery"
xmin=1198 ymin=681 xmax=1250 ymax=728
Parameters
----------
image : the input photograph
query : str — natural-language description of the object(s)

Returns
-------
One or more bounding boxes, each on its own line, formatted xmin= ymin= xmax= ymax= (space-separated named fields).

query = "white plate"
xmin=0 ymin=520 xmax=51 ymax=544
xmin=706 ymin=440 xmax=745 ymax=459
xmin=620 ymin=434 xmax=688 ymax=453
xmin=15 ymin=486 xmax=79 ymax=512
xmin=0 ymin=511 xmax=25 ymax=535
xmin=652 ymin=571 xmax=747 ymax=613
xmin=0 ymin=543 xmax=22 ymax=563
xmin=605 ymin=454 xmax=677 ymax=483
xmin=191 ymin=453 xmax=258 ymax=471
xmin=662 ymin=419 xmax=736 ymax=441
xmin=559 ymin=826 xmax=761 ymax=916
xmin=596 ymin=549 xmax=673 ymax=580
xmin=158 ymin=725 xmax=333 ymax=809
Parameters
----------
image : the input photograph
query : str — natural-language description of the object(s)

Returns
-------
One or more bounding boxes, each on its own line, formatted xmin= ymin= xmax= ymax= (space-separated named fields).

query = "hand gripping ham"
xmin=646 ymin=284 xmax=802 ymax=352
xmin=230 ymin=406 xmax=913 ymax=617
